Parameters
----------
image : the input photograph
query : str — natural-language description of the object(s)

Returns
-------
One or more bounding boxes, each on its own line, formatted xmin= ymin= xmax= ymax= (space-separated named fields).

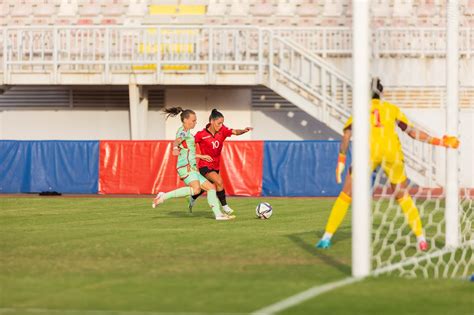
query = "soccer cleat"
xmin=152 ymin=192 xmax=165 ymax=209
xmin=222 ymin=205 xmax=234 ymax=215
xmin=188 ymin=197 xmax=196 ymax=213
xmin=315 ymin=239 xmax=332 ymax=249
xmin=418 ymin=240 xmax=429 ymax=251
xmin=215 ymin=214 xmax=236 ymax=221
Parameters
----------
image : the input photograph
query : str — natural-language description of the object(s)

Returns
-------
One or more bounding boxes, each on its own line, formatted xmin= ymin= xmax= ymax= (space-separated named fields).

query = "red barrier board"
xmin=220 ymin=141 xmax=264 ymax=196
xmin=99 ymin=140 xmax=263 ymax=196
xmin=99 ymin=141 xmax=182 ymax=194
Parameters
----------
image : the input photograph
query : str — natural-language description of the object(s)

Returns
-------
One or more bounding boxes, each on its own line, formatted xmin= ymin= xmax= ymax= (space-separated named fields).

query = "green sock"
xmin=164 ymin=187 xmax=192 ymax=201
xmin=206 ymin=190 xmax=222 ymax=216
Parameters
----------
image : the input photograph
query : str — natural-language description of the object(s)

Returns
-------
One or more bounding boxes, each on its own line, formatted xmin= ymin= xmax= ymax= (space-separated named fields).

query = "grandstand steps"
xmin=267 ymin=36 xmax=441 ymax=187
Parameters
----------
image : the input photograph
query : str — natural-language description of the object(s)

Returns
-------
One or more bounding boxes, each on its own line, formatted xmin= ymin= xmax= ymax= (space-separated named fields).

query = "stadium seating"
xmin=34 ymin=0 xmax=59 ymax=17
xmin=58 ymin=0 xmax=78 ymax=23
xmin=102 ymin=0 xmax=126 ymax=19
xmin=8 ymin=0 xmax=32 ymax=25
xmin=275 ymin=0 xmax=297 ymax=25
xmin=0 ymin=1 xmax=9 ymax=26
xmin=250 ymin=0 xmax=276 ymax=25
xmin=127 ymin=0 xmax=147 ymax=16
xmin=322 ymin=0 xmax=346 ymax=26
xmin=276 ymin=0 xmax=296 ymax=16
xmin=465 ymin=0 xmax=474 ymax=14
xmin=207 ymin=0 xmax=226 ymax=15
xmin=371 ymin=0 xmax=390 ymax=27
xmin=227 ymin=0 xmax=249 ymax=24
xmin=323 ymin=0 xmax=344 ymax=17
xmin=417 ymin=0 xmax=440 ymax=26
xmin=463 ymin=0 xmax=474 ymax=26
xmin=78 ymin=0 xmax=100 ymax=16
xmin=296 ymin=0 xmax=318 ymax=17
xmin=145 ymin=0 xmax=206 ymax=24
xmin=1 ymin=0 xmax=472 ymax=27
xmin=176 ymin=4 xmax=206 ymax=24
xmin=392 ymin=0 xmax=414 ymax=26
xmin=10 ymin=0 xmax=33 ymax=17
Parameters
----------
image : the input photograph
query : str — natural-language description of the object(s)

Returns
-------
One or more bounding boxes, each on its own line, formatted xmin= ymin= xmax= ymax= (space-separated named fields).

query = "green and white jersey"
xmin=176 ymin=126 xmax=197 ymax=169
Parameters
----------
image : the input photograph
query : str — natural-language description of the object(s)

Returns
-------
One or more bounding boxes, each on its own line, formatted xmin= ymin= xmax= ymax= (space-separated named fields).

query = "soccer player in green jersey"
xmin=152 ymin=107 xmax=235 ymax=221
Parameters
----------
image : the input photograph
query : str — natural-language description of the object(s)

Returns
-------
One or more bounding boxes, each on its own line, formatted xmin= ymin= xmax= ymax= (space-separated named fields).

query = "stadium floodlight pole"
xmin=445 ymin=0 xmax=460 ymax=248
xmin=351 ymin=0 xmax=371 ymax=278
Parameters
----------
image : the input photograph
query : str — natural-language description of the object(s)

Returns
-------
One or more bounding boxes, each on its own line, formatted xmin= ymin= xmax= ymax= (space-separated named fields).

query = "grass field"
xmin=0 ymin=197 xmax=472 ymax=315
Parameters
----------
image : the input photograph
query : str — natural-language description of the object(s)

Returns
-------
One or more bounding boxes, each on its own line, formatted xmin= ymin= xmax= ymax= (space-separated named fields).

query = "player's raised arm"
xmin=398 ymin=122 xmax=460 ymax=149
xmin=395 ymin=105 xmax=459 ymax=149
xmin=232 ymin=127 xmax=253 ymax=135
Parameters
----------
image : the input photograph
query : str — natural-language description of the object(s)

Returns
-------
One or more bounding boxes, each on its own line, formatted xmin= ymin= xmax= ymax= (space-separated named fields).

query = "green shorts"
xmin=177 ymin=166 xmax=207 ymax=186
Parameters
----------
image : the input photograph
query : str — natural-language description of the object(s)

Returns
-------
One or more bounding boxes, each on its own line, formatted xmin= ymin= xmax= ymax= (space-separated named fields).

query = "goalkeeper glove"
xmin=429 ymin=135 xmax=460 ymax=149
xmin=335 ymin=153 xmax=346 ymax=184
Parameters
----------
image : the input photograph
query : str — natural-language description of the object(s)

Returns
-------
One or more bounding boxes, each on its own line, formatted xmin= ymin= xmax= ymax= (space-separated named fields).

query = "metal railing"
xmin=268 ymin=35 xmax=438 ymax=186
xmin=375 ymin=27 xmax=474 ymax=57
xmin=3 ymin=26 xmax=265 ymax=83
xmin=2 ymin=26 xmax=473 ymax=83
xmin=272 ymin=27 xmax=353 ymax=57
xmin=273 ymin=26 xmax=474 ymax=57
xmin=269 ymin=35 xmax=352 ymax=125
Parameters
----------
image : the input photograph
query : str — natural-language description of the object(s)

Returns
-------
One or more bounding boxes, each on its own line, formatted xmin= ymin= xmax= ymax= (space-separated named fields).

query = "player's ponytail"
xmin=163 ymin=107 xmax=195 ymax=122
xmin=371 ymin=77 xmax=384 ymax=99
xmin=209 ymin=108 xmax=224 ymax=122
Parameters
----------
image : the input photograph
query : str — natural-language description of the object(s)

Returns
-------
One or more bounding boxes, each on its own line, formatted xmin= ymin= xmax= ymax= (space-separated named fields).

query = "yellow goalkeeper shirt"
xmin=343 ymin=99 xmax=412 ymax=162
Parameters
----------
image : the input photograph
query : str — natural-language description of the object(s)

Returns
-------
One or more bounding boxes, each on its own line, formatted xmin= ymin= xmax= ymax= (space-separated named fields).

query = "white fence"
xmin=1 ymin=26 xmax=473 ymax=85
xmin=2 ymin=26 xmax=263 ymax=84
xmin=270 ymin=27 xmax=474 ymax=57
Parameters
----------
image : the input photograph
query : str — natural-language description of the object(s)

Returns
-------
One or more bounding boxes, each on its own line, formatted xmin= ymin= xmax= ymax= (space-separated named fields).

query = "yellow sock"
xmin=325 ymin=192 xmax=352 ymax=235
xmin=397 ymin=195 xmax=423 ymax=237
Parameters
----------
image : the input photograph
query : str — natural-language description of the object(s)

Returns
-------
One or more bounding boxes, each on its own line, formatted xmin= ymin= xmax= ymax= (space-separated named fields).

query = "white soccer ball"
xmin=256 ymin=202 xmax=273 ymax=219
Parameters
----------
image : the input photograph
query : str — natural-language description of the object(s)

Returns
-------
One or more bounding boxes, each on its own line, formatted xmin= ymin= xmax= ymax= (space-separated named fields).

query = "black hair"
xmin=162 ymin=107 xmax=195 ymax=122
xmin=371 ymin=77 xmax=384 ymax=99
xmin=209 ymin=108 xmax=224 ymax=122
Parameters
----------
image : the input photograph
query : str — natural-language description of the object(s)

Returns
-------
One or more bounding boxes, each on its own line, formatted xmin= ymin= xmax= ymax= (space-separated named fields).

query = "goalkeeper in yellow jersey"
xmin=316 ymin=77 xmax=460 ymax=251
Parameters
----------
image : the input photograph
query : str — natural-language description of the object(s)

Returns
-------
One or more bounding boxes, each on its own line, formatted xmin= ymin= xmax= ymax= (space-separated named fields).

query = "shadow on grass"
xmin=166 ymin=210 xmax=214 ymax=219
xmin=286 ymin=229 xmax=351 ymax=275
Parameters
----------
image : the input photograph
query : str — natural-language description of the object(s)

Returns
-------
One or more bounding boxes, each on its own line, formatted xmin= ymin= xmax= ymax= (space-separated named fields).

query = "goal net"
xmin=366 ymin=1 xmax=473 ymax=279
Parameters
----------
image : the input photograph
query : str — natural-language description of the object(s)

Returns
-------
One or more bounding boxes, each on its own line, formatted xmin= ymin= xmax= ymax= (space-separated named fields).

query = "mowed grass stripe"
xmin=2 ymin=197 xmax=470 ymax=314
xmin=0 ymin=197 xmax=349 ymax=313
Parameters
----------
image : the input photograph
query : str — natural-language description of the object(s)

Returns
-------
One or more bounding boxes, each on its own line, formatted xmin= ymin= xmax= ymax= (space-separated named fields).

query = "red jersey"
xmin=195 ymin=124 xmax=233 ymax=170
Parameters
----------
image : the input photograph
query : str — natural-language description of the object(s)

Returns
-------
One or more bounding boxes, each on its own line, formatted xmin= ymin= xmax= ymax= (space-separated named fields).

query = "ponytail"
xmin=209 ymin=108 xmax=224 ymax=122
xmin=163 ymin=107 xmax=195 ymax=122
xmin=371 ymin=77 xmax=384 ymax=99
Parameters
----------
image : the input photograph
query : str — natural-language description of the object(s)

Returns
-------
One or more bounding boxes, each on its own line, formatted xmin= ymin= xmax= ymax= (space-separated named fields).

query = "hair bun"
xmin=208 ymin=108 xmax=224 ymax=122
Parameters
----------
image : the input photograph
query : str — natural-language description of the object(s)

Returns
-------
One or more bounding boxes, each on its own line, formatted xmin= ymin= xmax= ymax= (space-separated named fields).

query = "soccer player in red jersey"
xmin=189 ymin=109 xmax=253 ymax=214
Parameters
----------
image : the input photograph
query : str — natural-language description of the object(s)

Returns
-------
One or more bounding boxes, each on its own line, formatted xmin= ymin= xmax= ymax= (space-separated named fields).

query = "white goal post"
xmin=351 ymin=0 xmax=371 ymax=278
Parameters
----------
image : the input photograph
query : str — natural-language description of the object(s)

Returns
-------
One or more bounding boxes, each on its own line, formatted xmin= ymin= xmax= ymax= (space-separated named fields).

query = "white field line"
xmin=0 ymin=309 xmax=245 ymax=315
xmin=251 ymin=276 xmax=362 ymax=315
